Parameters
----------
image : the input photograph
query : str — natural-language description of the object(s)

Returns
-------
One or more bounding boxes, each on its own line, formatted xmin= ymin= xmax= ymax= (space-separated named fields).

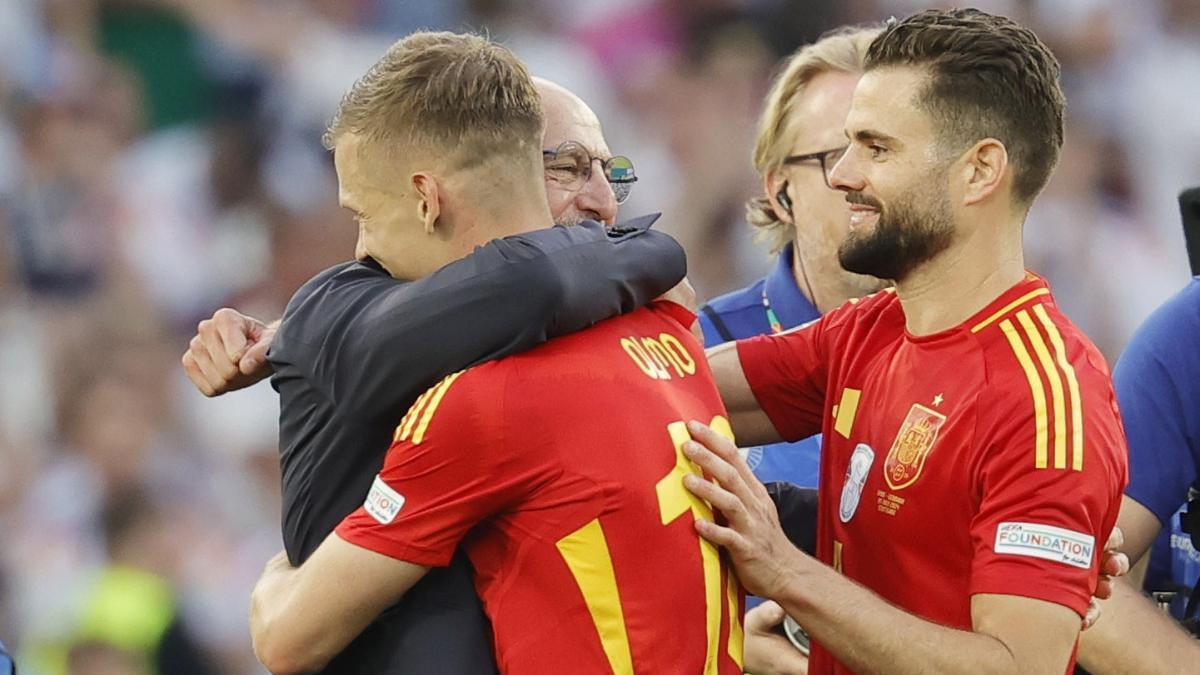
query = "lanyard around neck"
xmin=761 ymin=288 xmax=783 ymax=334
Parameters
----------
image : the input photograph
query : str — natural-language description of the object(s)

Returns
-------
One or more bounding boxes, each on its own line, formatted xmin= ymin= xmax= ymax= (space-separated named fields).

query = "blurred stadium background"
xmin=0 ymin=0 xmax=1197 ymax=672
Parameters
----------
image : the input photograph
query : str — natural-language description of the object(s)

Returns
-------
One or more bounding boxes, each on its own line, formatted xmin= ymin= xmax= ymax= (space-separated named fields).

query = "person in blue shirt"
xmin=1077 ymin=277 xmax=1200 ymax=673
xmin=699 ymin=27 xmax=884 ymax=495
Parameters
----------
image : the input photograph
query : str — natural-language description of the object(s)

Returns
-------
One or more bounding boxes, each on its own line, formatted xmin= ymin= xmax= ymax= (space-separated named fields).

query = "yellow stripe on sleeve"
xmin=1000 ymin=319 xmax=1049 ymax=469
xmin=556 ymin=519 xmax=634 ymax=675
xmin=1035 ymin=304 xmax=1085 ymax=471
xmin=411 ymin=371 xmax=464 ymax=445
xmin=395 ymin=386 xmax=436 ymax=442
xmin=1017 ymin=310 xmax=1067 ymax=469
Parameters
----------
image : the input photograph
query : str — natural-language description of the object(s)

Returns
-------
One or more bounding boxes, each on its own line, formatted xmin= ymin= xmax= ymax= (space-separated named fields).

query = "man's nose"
xmin=828 ymin=148 xmax=864 ymax=192
xmin=576 ymin=169 xmax=619 ymax=225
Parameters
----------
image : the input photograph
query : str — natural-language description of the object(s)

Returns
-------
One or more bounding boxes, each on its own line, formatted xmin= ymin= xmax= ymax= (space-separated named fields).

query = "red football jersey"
xmin=737 ymin=274 xmax=1127 ymax=674
xmin=338 ymin=302 xmax=744 ymax=674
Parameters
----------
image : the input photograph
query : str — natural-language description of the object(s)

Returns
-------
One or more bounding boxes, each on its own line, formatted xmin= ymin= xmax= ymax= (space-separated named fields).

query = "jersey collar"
xmin=764 ymin=242 xmax=823 ymax=328
xmin=958 ymin=272 xmax=1053 ymax=336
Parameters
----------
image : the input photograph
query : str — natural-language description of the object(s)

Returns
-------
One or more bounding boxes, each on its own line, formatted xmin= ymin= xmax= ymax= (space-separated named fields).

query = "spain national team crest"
xmin=883 ymin=404 xmax=947 ymax=490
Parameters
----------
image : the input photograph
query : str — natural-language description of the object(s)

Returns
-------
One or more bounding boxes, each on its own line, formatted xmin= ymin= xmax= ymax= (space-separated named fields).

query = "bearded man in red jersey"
xmin=686 ymin=9 xmax=1127 ymax=675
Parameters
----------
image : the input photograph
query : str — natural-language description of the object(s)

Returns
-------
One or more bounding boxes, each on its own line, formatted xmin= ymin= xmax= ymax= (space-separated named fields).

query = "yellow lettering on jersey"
xmin=659 ymin=333 xmax=697 ymax=376
xmin=411 ymin=371 xmax=463 ymax=444
xmin=1017 ymin=310 xmax=1068 ymax=469
xmin=642 ymin=337 xmax=681 ymax=378
xmin=656 ymin=417 xmax=735 ymax=675
xmin=621 ymin=335 xmax=698 ymax=380
xmin=1001 ymin=319 xmax=1049 ymax=469
xmin=555 ymin=519 xmax=634 ymax=675
xmin=834 ymin=388 xmax=862 ymax=439
xmin=1034 ymin=304 xmax=1084 ymax=470
xmin=621 ymin=337 xmax=665 ymax=380
xmin=833 ymin=540 xmax=844 ymax=573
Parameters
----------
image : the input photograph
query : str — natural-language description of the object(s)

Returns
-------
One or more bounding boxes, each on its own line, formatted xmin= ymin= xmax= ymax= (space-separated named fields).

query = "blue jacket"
xmin=698 ymin=243 xmax=822 ymax=489
xmin=1113 ymin=277 xmax=1200 ymax=616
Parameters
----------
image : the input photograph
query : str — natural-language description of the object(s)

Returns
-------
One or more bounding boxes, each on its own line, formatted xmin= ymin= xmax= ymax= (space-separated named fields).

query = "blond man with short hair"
xmin=247 ymin=31 xmax=742 ymax=675
xmin=232 ymin=31 xmax=685 ymax=674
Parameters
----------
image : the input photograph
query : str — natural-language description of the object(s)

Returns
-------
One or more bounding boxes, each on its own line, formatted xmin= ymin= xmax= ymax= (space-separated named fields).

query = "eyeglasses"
xmin=542 ymin=141 xmax=638 ymax=204
xmin=782 ymin=145 xmax=848 ymax=189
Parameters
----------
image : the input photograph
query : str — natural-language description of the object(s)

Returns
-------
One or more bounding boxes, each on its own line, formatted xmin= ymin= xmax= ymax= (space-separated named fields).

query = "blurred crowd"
xmin=0 ymin=0 xmax=1197 ymax=672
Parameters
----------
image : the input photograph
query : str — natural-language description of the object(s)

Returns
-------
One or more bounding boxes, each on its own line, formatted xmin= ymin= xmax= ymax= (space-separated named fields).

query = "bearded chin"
xmin=837 ymin=193 xmax=955 ymax=283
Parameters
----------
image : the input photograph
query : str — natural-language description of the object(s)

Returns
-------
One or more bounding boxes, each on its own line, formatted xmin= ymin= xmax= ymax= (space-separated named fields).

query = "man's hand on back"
xmin=182 ymin=308 xmax=278 ymax=396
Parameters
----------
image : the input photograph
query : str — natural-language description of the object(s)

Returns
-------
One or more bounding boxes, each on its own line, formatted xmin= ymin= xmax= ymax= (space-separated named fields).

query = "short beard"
xmin=837 ymin=185 xmax=955 ymax=283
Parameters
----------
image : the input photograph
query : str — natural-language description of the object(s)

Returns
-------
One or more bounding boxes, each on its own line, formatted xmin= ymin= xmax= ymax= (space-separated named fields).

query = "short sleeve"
xmin=336 ymin=367 xmax=532 ymax=566
xmin=736 ymin=318 xmax=828 ymax=442
xmin=968 ymin=364 xmax=1128 ymax=617
xmin=1113 ymin=284 xmax=1200 ymax=525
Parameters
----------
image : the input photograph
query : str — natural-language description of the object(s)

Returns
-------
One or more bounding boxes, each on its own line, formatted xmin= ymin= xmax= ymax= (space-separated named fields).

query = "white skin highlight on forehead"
xmin=534 ymin=77 xmax=611 ymax=158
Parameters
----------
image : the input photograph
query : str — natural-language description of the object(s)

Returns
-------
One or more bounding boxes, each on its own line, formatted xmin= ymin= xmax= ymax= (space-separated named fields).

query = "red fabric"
xmin=738 ymin=277 xmax=1127 ymax=674
xmin=338 ymin=304 xmax=743 ymax=674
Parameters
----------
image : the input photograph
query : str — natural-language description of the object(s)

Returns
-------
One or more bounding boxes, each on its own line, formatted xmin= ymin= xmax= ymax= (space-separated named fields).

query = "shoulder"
xmin=704 ymin=279 xmax=767 ymax=317
xmin=699 ymin=279 xmax=768 ymax=342
xmin=281 ymin=261 xmax=391 ymax=321
xmin=393 ymin=366 xmax=506 ymax=446
xmin=812 ymin=287 xmax=902 ymax=341
xmin=972 ymin=297 xmax=1125 ymax=465
xmin=972 ymin=295 xmax=1112 ymax=387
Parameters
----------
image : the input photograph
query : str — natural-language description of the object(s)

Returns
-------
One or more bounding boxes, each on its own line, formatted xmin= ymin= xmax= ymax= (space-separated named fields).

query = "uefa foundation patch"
xmin=994 ymin=522 xmax=1095 ymax=569
xmin=364 ymin=475 xmax=406 ymax=524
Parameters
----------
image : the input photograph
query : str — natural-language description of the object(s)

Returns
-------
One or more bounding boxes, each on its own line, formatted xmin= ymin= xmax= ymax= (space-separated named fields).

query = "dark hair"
xmin=865 ymin=8 xmax=1065 ymax=205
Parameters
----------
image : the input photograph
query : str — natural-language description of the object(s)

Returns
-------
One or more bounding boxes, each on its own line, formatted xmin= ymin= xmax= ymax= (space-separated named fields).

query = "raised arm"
xmin=270 ymin=218 xmax=684 ymax=418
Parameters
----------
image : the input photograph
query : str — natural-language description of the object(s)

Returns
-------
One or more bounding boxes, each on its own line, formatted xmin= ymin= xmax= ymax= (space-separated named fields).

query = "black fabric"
xmin=267 ymin=218 xmax=684 ymax=673
xmin=766 ymin=482 xmax=819 ymax=556
xmin=700 ymin=303 xmax=736 ymax=343
xmin=155 ymin=616 xmax=217 ymax=675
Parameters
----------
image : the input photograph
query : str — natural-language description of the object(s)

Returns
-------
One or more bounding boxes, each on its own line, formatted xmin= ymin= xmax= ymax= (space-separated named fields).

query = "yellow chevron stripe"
xmin=1035 ymin=304 xmax=1084 ymax=471
xmin=1001 ymin=319 xmax=1049 ymax=469
xmin=411 ymin=371 xmax=464 ymax=445
xmin=556 ymin=519 xmax=634 ymax=675
xmin=1017 ymin=310 xmax=1067 ymax=469
xmin=971 ymin=288 xmax=1051 ymax=333
xmin=726 ymin=572 xmax=744 ymax=668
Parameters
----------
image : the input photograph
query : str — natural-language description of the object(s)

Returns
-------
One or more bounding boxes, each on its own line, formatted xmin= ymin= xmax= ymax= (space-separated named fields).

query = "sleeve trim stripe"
xmin=1000 ymin=318 xmax=1050 ymax=469
xmin=396 ymin=385 xmax=437 ymax=442
xmin=1034 ymin=304 xmax=1084 ymax=471
xmin=971 ymin=288 xmax=1051 ymax=333
xmin=1017 ymin=310 xmax=1068 ymax=471
xmin=412 ymin=371 xmax=464 ymax=445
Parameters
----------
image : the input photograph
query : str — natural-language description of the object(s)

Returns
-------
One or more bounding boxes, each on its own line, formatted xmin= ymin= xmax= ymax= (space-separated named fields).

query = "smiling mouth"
xmin=848 ymin=204 xmax=879 ymax=228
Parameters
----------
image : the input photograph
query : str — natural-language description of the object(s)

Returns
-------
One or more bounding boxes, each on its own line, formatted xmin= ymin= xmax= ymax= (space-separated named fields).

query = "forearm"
xmin=774 ymin=554 xmax=1028 ymax=675
xmin=250 ymin=538 xmax=417 ymax=674
xmin=1077 ymin=577 xmax=1200 ymax=674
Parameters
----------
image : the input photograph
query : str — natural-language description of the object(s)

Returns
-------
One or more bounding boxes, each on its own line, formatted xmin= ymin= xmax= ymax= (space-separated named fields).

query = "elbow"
xmin=252 ymin=622 xmax=332 ymax=675
xmin=251 ymin=594 xmax=332 ymax=675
